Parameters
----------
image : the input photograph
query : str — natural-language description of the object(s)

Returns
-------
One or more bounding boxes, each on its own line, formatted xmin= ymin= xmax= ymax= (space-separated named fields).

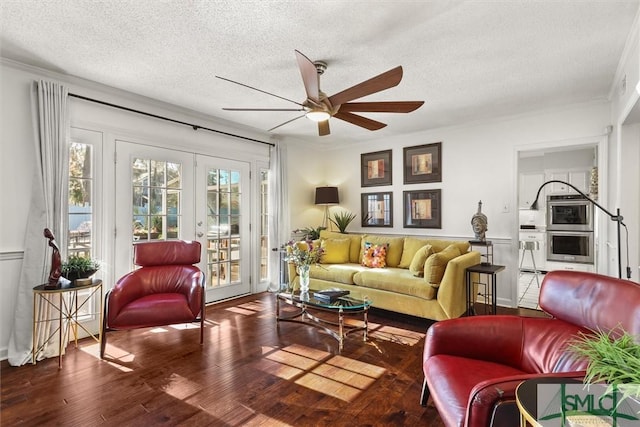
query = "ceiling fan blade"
xmin=328 ymin=66 xmax=403 ymax=107
xmin=216 ymin=75 xmax=304 ymax=107
xmin=338 ymin=101 xmax=424 ymax=113
xmin=223 ymin=108 xmax=305 ymax=112
xmin=295 ymin=50 xmax=320 ymax=102
xmin=268 ymin=114 xmax=306 ymax=132
xmin=333 ymin=111 xmax=387 ymax=131
xmin=318 ymin=120 xmax=330 ymax=136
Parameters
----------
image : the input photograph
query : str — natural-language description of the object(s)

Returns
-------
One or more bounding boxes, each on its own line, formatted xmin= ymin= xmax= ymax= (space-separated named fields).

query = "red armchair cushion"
xmin=425 ymin=355 xmax=525 ymax=427
xmin=422 ymin=271 xmax=640 ymax=427
xmin=105 ymin=241 xmax=204 ymax=330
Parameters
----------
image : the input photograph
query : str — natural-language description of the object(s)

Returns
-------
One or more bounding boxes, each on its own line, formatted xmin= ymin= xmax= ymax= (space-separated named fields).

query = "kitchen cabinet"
xmin=545 ymin=169 xmax=590 ymax=195
xmin=544 ymin=260 xmax=594 ymax=273
xmin=518 ymin=172 xmax=545 ymax=209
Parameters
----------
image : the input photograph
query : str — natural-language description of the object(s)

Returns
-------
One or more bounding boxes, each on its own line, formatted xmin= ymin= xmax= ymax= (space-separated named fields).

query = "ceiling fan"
xmin=216 ymin=50 xmax=424 ymax=136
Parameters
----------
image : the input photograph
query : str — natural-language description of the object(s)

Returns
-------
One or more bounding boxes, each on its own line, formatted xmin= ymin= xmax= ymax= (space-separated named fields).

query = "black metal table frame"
xmin=465 ymin=264 xmax=505 ymax=315
xmin=275 ymin=291 xmax=370 ymax=351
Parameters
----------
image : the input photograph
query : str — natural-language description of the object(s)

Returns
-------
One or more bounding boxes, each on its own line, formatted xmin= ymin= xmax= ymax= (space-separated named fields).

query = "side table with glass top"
xmin=32 ymin=279 xmax=103 ymax=368
xmin=276 ymin=289 xmax=371 ymax=351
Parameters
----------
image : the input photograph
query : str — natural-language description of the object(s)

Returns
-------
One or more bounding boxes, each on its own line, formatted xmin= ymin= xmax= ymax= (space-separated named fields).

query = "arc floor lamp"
xmin=530 ymin=180 xmax=629 ymax=279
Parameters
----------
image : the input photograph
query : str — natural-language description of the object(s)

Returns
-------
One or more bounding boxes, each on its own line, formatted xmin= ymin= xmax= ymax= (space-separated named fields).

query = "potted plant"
xmin=569 ymin=328 xmax=640 ymax=401
xmin=61 ymin=255 xmax=100 ymax=283
xmin=294 ymin=226 xmax=325 ymax=241
xmin=330 ymin=210 xmax=357 ymax=233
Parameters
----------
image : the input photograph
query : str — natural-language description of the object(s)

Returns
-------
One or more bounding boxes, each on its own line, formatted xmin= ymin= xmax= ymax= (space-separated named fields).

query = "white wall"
xmin=611 ymin=12 xmax=640 ymax=282
xmin=0 ymin=60 xmax=271 ymax=360
xmin=284 ymin=102 xmax=613 ymax=307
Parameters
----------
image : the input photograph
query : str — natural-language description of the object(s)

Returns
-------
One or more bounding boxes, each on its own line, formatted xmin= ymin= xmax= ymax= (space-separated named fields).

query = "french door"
xmin=195 ymin=154 xmax=251 ymax=302
xmin=114 ymin=142 xmax=251 ymax=303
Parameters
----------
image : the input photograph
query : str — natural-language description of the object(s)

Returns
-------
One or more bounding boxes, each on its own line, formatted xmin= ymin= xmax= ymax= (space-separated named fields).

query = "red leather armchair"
xmin=421 ymin=270 xmax=640 ymax=427
xmin=100 ymin=240 xmax=205 ymax=358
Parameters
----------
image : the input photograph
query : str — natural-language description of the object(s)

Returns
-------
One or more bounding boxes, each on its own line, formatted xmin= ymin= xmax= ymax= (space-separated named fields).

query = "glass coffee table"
xmin=276 ymin=289 xmax=371 ymax=351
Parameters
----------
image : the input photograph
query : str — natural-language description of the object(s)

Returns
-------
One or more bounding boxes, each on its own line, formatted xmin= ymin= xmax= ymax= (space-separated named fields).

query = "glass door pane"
xmin=114 ymin=142 xmax=194 ymax=280
xmin=196 ymin=155 xmax=250 ymax=302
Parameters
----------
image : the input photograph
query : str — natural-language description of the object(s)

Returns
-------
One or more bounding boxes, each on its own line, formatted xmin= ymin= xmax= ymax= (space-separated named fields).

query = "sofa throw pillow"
xmin=424 ymin=244 xmax=461 ymax=287
xmin=320 ymin=238 xmax=351 ymax=264
xmin=398 ymin=237 xmax=431 ymax=268
xmin=361 ymin=242 xmax=388 ymax=268
xmin=360 ymin=235 xmax=404 ymax=267
xmin=409 ymin=244 xmax=434 ymax=277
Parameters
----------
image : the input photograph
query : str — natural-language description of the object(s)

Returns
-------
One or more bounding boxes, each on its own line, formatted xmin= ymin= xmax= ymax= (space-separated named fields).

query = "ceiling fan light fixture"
xmin=306 ymin=110 xmax=330 ymax=122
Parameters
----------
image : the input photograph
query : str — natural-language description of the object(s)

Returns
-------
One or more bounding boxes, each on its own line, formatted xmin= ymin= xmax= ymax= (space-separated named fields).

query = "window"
xmin=132 ymin=158 xmax=181 ymax=241
xmin=259 ymin=168 xmax=269 ymax=281
xmin=67 ymin=142 xmax=94 ymax=258
xmin=66 ymin=128 xmax=102 ymax=325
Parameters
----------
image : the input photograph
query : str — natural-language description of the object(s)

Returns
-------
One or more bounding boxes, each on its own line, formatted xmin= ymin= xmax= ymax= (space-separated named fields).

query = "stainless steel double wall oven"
xmin=546 ymin=194 xmax=594 ymax=264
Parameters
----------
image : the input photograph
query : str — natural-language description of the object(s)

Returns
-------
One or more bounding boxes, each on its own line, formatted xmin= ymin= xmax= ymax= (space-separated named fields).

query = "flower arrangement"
xmin=284 ymin=239 xmax=324 ymax=267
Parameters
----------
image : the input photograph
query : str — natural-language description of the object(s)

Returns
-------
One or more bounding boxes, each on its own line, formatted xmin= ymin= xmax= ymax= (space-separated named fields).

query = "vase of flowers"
xmin=298 ymin=264 xmax=311 ymax=294
xmin=284 ymin=239 xmax=324 ymax=294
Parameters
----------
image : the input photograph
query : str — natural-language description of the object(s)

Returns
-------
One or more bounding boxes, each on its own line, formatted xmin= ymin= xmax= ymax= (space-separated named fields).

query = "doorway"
xmin=114 ymin=141 xmax=252 ymax=303
xmin=516 ymin=140 xmax=605 ymax=309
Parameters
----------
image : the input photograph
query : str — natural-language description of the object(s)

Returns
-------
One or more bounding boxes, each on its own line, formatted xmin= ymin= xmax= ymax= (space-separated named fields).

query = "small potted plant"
xmin=569 ymin=328 xmax=640 ymax=402
xmin=61 ymin=255 xmax=100 ymax=285
xmin=330 ymin=210 xmax=357 ymax=233
xmin=294 ymin=226 xmax=325 ymax=241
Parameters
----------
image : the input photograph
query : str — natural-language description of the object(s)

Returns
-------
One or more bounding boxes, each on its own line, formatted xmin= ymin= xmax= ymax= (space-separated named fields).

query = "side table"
xmin=469 ymin=240 xmax=494 ymax=265
xmin=465 ymin=263 xmax=505 ymax=315
xmin=32 ymin=279 xmax=103 ymax=368
xmin=516 ymin=377 xmax=582 ymax=427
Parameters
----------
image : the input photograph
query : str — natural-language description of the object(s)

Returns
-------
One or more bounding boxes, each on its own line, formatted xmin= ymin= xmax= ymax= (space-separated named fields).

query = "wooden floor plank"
xmin=2 ymin=293 xmax=541 ymax=426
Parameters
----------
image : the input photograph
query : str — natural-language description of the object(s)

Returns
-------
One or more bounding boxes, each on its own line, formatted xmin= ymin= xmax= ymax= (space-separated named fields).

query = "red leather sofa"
xmin=100 ymin=240 xmax=205 ymax=358
xmin=421 ymin=270 xmax=640 ymax=427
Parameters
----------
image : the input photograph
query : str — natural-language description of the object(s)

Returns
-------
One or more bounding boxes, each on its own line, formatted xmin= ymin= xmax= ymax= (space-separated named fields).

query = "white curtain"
xmin=267 ymin=141 xmax=289 ymax=292
xmin=8 ymin=80 xmax=69 ymax=366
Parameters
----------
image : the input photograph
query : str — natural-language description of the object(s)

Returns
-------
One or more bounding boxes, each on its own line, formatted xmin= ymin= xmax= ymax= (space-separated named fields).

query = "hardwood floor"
xmin=1 ymin=293 xmax=544 ymax=426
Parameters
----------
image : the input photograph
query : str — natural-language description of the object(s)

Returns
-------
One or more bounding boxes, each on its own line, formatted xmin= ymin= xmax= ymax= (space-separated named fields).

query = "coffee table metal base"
xmin=276 ymin=293 xmax=369 ymax=351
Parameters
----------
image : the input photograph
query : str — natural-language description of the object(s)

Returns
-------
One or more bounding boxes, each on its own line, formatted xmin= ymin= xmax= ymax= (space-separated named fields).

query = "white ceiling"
xmin=1 ymin=1 xmax=638 ymax=144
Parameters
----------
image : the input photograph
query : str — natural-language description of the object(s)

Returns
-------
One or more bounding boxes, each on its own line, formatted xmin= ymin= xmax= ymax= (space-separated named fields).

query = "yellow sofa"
xmin=287 ymin=230 xmax=481 ymax=320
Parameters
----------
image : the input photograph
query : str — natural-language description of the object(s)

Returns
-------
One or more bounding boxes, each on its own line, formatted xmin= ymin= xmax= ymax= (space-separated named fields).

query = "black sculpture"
xmin=44 ymin=228 xmax=61 ymax=289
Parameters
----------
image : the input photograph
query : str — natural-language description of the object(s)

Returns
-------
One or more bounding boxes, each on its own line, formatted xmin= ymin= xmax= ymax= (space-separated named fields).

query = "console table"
xmin=32 ymin=279 xmax=103 ymax=368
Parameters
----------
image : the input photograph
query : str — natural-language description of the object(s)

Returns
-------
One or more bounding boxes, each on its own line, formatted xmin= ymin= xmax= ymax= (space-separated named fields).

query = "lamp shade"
xmin=315 ymin=186 xmax=339 ymax=205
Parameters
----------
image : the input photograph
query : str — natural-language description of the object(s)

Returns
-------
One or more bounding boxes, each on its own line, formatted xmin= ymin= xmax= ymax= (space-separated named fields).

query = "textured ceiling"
xmin=1 ymin=1 xmax=638 ymax=144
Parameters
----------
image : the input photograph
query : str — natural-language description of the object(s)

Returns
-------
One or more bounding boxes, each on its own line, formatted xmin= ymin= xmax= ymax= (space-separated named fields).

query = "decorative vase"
xmin=298 ymin=264 xmax=310 ymax=294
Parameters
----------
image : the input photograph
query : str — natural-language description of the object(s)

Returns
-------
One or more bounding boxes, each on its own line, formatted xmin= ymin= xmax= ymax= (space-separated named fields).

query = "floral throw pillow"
xmin=361 ymin=243 xmax=388 ymax=268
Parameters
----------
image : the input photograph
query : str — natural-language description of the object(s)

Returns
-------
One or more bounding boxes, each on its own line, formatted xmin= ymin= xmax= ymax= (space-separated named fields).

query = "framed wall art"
xmin=361 ymin=192 xmax=393 ymax=227
xmin=361 ymin=149 xmax=392 ymax=187
xmin=403 ymin=142 xmax=442 ymax=184
xmin=403 ymin=189 xmax=441 ymax=228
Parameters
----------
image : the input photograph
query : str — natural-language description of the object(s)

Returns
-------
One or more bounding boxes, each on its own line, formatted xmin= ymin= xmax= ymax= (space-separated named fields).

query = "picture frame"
xmin=403 ymin=189 xmax=441 ymax=228
xmin=403 ymin=142 xmax=442 ymax=184
xmin=361 ymin=149 xmax=392 ymax=187
xmin=361 ymin=192 xmax=393 ymax=227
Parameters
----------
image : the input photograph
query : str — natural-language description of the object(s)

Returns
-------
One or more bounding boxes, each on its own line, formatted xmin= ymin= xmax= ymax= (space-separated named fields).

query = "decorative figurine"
xmin=44 ymin=228 xmax=61 ymax=289
xmin=471 ymin=200 xmax=488 ymax=242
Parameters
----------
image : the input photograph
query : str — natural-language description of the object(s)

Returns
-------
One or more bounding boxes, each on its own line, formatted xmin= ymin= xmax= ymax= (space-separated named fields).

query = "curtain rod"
xmin=69 ymin=93 xmax=274 ymax=147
